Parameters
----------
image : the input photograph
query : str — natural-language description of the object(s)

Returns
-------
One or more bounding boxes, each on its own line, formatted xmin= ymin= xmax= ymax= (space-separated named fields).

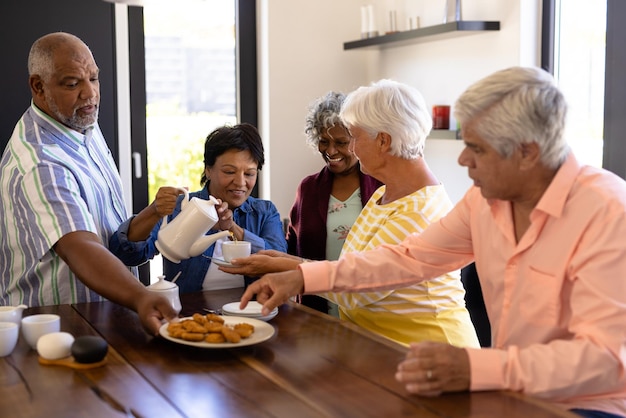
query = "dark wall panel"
xmin=0 ymin=0 xmax=118 ymax=163
xmin=603 ymin=0 xmax=626 ymax=179
xmin=128 ymin=6 xmax=148 ymax=213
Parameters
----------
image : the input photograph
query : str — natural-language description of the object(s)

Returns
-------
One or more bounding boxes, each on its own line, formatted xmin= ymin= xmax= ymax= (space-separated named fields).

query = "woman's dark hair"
xmin=200 ymin=123 xmax=265 ymax=185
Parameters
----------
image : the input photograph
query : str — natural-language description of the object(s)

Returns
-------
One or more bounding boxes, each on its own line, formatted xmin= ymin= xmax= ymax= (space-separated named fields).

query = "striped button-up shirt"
xmin=0 ymin=103 xmax=129 ymax=306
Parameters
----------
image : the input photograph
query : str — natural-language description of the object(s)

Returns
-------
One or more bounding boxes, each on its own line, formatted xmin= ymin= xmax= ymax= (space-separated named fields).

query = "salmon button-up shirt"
xmin=302 ymin=153 xmax=626 ymax=416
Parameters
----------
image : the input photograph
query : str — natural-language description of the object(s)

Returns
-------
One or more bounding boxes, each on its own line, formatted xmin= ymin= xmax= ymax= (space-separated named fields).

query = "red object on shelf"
xmin=432 ymin=105 xmax=450 ymax=130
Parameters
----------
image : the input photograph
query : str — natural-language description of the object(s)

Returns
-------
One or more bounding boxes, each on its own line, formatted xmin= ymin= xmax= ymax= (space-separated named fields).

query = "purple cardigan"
xmin=286 ymin=166 xmax=383 ymax=260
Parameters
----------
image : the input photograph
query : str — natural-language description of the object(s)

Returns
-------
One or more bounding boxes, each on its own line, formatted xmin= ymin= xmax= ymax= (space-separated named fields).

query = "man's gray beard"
xmin=46 ymin=93 xmax=98 ymax=132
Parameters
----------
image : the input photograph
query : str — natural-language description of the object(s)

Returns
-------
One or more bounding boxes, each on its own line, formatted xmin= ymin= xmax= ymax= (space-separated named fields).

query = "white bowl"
xmin=0 ymin=322 xmax=19 ymax=357
xmin=21 ymin=314 xmax=61 ymax=350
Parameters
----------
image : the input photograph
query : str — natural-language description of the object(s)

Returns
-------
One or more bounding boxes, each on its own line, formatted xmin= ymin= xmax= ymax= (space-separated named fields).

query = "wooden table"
xmin=1 ymin=289 xmax=577 ymax=418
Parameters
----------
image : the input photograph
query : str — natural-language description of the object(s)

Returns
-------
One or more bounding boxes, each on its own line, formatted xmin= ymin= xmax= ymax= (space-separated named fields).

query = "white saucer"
xmin=222 ymin=309 xmax=278 ymax=322
xmin=222 ymin=301 xmax=278 ymax=322
xmin=210 ymin=257 xmax=235 ymax=268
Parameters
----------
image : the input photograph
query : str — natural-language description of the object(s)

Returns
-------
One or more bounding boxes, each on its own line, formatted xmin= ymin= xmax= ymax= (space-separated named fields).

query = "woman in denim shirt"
xmin=110 ymin=123 xmax=286 ymax=293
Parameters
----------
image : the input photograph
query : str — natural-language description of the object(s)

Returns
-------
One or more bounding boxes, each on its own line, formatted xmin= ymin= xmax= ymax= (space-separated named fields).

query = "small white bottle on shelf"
xmin=443 ymin=0 xmax=462 ymax=23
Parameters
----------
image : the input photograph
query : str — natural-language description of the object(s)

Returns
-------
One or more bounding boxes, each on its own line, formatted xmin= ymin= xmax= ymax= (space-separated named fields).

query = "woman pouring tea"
xmin=109 ymin=123 xmax=287 ymax=293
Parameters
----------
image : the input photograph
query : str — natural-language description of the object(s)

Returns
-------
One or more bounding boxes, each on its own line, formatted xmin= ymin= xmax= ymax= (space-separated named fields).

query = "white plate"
xmin=222 ymin=301 xmax=276 ymax=316
xmin=159 ymin=316 xmax=275 ymax=348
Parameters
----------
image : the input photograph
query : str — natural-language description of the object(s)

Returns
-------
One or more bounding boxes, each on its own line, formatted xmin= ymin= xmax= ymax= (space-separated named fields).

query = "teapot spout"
xmin=16 ymin=304 xmax=27 ymax=312
xmin=188 ymin=230 xmax=232 ymax=257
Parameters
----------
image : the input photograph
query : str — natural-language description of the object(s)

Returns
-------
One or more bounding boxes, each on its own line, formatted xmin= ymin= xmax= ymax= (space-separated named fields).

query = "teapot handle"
xmin=162 ymin=188 xmax=190 ymax=228
xmin=178 ymin=188 xmax=190 ymax=210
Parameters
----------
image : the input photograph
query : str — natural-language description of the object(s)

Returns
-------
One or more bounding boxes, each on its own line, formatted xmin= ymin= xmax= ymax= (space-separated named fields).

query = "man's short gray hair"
xmin=454 ymin=66 xmax=569 ymax=169
xmin=28 ymin=32 xmax=88 ymax=82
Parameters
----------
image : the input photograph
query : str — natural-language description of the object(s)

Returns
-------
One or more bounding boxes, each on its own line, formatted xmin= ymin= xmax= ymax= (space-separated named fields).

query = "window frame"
xmin=542 ymin=0 xmax=626 ymax=179
xmin=601 ymin=0 xmax=626 ymax=179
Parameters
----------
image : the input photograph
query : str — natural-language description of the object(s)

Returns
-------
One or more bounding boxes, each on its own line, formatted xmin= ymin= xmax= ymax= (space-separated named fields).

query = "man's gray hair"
xmin=28 ymin=32 xmax=89 ymax=82
xmin=454 ymin=66 xmax=569 ymax=169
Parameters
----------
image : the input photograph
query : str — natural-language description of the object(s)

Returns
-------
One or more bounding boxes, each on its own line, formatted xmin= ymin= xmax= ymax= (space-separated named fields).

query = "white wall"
xmin=113 ymin=4 xmax=134 ymax=215
xmin=257 ymin=0 xmax=370 ymax=219
xmin=258 ymin=0 xmax=541 ymax=217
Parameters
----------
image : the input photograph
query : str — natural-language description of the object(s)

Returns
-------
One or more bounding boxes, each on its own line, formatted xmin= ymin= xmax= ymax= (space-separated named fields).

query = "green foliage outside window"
xmin=146 ymin=101 xmax=235 ymax=202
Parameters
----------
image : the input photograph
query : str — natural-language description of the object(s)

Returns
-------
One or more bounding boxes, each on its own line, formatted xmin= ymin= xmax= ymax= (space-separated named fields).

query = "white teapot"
xmin=155 ymin=189 xmax=231 ymax=263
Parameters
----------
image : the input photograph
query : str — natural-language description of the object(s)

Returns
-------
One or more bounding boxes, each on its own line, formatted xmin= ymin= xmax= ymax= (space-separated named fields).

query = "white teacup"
xmin=222 ymin=241 xmax=251 ymax=262
xmin=21 ymin=314 xmax=61 ymax=350
xmin=0 ymin=322 xmax=19 ymax=357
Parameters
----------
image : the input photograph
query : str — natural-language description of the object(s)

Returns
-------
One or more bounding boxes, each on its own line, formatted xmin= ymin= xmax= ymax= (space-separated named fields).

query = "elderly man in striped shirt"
xmin=0 ymin=32 xmax=177 ymax=335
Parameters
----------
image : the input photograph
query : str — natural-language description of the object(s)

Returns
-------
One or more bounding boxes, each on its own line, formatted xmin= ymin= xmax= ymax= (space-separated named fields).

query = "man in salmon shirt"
xmin=240 ymin=67 xmax=626 ymax=418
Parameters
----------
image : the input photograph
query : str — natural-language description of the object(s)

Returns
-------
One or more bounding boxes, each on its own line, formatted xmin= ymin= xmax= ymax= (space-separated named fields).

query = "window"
xmin=543 ymin=0 xmax=606 ymax=168
xmin=143 ymin=0 xmax=237 ymax=201
xmin=139 ymin=0 xmax=256 ymax=280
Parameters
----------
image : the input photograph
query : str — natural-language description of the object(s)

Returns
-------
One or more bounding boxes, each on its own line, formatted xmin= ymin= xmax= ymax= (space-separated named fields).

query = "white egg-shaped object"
xmin=36 ymin=332 xmax=75 ymax=360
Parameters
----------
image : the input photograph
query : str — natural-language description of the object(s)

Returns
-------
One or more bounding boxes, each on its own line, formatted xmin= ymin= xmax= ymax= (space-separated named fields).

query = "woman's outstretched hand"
xmin=239 ymin=270 xmax=306 ymax=315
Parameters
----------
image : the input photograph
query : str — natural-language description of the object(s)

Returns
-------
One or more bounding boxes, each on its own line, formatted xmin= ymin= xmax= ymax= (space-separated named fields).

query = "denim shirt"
xmin=109 ymin=186 xmax=287 ymax=293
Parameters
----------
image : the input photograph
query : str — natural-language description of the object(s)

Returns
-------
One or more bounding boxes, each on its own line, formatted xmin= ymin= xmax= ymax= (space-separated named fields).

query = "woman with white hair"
xmin=314 ymin=79 xmax=479 ymax=347
xmin=223 ymin=79 xmax=479 ymax=348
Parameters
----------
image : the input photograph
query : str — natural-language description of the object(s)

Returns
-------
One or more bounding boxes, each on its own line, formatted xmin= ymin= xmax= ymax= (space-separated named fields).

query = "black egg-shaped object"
xmin=71 ymin=336 xmax=108 ymax=364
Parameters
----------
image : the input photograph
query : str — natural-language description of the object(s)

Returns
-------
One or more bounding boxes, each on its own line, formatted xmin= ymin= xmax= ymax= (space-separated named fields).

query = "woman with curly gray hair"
xmin=285 ymin=91 xmax=382 ymax=313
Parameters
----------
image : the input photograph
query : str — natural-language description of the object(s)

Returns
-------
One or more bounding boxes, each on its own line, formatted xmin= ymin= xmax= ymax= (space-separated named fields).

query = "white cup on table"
xmin=221 ymin=241 xmax=251 ymax=262
xmin=21 ymin=314 xmax=61 ymax=350
xmin=0 ymin=322 xmax=19 ymax=357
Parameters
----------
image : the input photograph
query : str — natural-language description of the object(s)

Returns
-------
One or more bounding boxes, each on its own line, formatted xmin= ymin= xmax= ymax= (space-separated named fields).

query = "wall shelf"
xmin=428 ymin=130 xmax=460 ymax=140
xmin=343 ymin=20 xmax=500 ymax=50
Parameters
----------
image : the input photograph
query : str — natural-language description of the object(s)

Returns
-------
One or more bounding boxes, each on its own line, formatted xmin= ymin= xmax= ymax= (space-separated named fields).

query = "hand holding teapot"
xmin=153 ymin=186 xmax=188 ymax=218
xmin=213 ymin=200 xmax=245 ymax=242
xmin=155 ymin=189 xmax=231 ymax=263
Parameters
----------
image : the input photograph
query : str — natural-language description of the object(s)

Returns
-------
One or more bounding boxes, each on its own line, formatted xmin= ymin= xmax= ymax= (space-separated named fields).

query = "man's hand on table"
xmin=136 ymin=292 xmax=179 ymax=335
xmin=396 ymin=341 xmax=471 ymax=396
xmin=240 ymin=269 xmax=305 ymax=315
